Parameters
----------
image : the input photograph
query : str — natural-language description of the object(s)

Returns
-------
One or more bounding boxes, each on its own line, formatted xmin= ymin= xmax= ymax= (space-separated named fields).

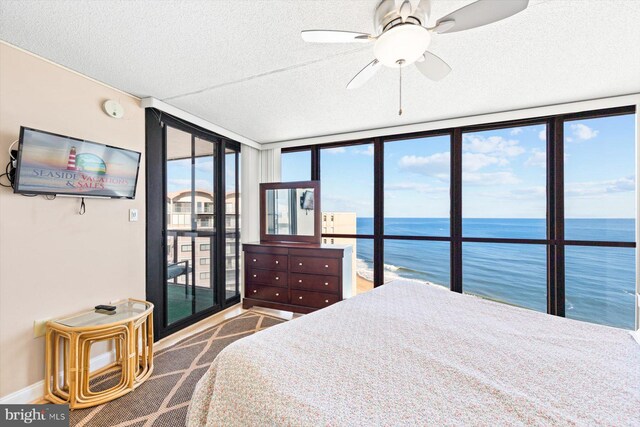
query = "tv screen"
xmin=14 ymin=127 xmax=141 ymax=199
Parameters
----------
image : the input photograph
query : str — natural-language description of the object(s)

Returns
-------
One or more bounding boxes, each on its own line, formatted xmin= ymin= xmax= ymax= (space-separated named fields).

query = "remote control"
xmin=95 ymin=305 xmax=116 ymax=311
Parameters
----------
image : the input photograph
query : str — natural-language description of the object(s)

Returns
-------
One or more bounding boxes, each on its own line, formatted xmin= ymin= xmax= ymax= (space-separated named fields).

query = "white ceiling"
xmin=1 ymin=0 xmax=639 ymax=144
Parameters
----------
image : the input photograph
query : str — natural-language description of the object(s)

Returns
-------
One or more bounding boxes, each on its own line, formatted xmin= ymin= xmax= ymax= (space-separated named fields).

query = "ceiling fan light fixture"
xmin=373 ymin=24 xmax=431 ymax=67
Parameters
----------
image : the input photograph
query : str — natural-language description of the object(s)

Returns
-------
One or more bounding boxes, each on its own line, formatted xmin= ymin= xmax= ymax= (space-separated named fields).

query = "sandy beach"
xmin=356 ymin=273 xmax=374 ymax=294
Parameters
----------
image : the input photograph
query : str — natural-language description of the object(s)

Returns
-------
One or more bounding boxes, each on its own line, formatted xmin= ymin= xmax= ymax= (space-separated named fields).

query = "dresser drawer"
xmin=246 ymin=284 xmax=288 ymax=304
xmin=289 ymin=256 xmax=341 ymax=275
xmin=289 ymin=273 xmax=339 ymax=293
xmin=291 ymin=290 xmax=340 ymax=309
xmin=246 ymin=253 xmax=287 ymax=271
xmin=246 ymin=269 xmax=287 ymax=288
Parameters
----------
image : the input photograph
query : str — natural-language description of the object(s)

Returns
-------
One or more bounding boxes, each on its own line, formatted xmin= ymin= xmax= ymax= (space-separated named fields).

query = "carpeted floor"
xmin=70 ymin=310 xmax=287 ymax=427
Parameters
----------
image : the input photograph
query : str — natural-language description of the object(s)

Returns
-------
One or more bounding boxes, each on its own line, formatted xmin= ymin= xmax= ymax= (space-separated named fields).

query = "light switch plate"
xmin=129 ymin=208 xmax=138 ymax=222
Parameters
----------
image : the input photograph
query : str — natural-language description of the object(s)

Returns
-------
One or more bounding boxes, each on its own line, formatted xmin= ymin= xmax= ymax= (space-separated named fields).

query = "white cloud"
xmin=398 ymin=150 xmax=513 ymax=182
xmin=322 ymin=195 xmax=372 ymax=216
xmin=195 ymin=161 xmax=214 ymax=173
xmin=462 ymin=152 xmax=507 ymax=172
xmin=354 ymin=145 xmax=374 ymax=156
xmin=538 ymin=130 xmax=546 ymax=141
xmin=168 ymin=179 xmax=213 ymax=191
xmin=398 ymin=152 xmax=450 ymax=178
xmin=510 ymin=186 xmax=546 ymax=199
xmin=463 ymin=171 xmax=521 ymax=185
xmin=510 ymin=128 xmax=523 ymax=136
xmin=462 ymin=135 xmax=525 ymax=157
xmin=324 ymin=147 xmax=346 ymax=154
xmin=524 ymin=149 xmax=546 ymax=168
xmin=476 ymin=186 xmax=546 ymax=200
xmin=566 ymin=176 xmax=634 ymax=198
xmin=385 ymin=183 xmax=448 ymax=194
xmin=507 ymin=186 xmax=545 ymax=199
xmin=570 ymin=123 xmax=599 ymax=141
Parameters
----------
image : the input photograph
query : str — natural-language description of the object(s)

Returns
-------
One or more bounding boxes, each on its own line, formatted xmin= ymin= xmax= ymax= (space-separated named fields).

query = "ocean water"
xmin=355 ymin=218 xmax=636 ymax=330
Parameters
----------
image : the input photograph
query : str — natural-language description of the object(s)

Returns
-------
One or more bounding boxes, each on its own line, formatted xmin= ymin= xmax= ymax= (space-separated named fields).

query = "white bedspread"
xmin=187 ymin=280 xmax=640 ymax=426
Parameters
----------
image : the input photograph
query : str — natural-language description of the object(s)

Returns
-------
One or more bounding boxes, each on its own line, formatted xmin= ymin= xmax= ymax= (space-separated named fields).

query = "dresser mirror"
xmin=260 ymin=181 xmax=321 ymax=243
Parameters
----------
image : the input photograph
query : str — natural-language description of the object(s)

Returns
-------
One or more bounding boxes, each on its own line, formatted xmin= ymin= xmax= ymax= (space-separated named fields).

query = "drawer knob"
xmin=275 ymin=293 xmax=279 ymax=296
xmin=252 ymin=274 xmax=257 ymax=278
xmin=253 ymin=290 xmax=257 ymax=293
xmin=252 ymin=259 xmax=256 ymax=262
xmin=298 ymin=279 xmax=303 ymax=283
xmin=275 ymin=277 xmax=279 ymax=280
xmin=298 ymin=262 xmax=303 ymax=266
xmin=275 ymin=260 xmax=279 ymax=264
xmin=298 ymin=296 xmax=303 ymax=300
xmin=324 ymin=282 xmax=328 ymax=286
xmin=325 ymin=299 xmax=329 ymax=303
xmin=324 ymin=265 xmax=329 ymax=268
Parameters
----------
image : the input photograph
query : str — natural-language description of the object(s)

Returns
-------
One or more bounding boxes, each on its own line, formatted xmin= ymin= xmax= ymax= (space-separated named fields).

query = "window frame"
xmin=145 ymin=110 xmax=242 ymax=341
xmin=282 ymin=105 xmax=637 ymax=326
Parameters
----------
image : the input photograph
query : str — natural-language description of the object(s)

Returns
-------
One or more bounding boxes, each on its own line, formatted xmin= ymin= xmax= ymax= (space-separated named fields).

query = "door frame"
xmin=145 ymin=109 xmax=241 ymax=341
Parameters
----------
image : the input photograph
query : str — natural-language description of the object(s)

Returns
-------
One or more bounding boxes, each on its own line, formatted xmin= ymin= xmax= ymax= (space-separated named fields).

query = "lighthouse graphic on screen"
xmin=67 ymin=146 xmax=77 ymax=170
xmin=65 ymin=146 xmax=107 ymax=174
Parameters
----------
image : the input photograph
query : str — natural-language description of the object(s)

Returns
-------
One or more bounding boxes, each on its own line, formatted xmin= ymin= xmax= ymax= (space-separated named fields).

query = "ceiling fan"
xmin=301 ymin=0 xmax=529 ymax=115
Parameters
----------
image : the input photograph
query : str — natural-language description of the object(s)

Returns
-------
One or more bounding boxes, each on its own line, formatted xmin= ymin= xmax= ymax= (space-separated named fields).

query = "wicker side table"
xmin=44 ymin=299 xmax=154 ymax=409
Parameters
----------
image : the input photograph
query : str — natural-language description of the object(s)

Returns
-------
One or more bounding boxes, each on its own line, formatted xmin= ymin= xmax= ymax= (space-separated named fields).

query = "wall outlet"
xmin=129 ymin=208 xmax=138 ymax=222
xmin=33 ymin=319 xmax=50 ymax=338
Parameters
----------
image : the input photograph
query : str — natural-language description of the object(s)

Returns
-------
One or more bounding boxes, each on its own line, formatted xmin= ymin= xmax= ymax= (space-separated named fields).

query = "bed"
xmin=187 ymin=280 xmax=640 ymax=426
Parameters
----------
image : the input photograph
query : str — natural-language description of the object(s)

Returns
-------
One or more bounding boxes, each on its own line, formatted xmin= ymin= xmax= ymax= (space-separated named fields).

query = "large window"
xmin=282 ymin=106 xmax=637 ymax=330
xmin=462 ymin=243 xmax=547 ymax=312
xmin=463 ymin=124 xmax=547 ymax=238
xmin=562 ymin=114 xmax=636 ymax=329
xmin=564 ymin=114 xmax=636 ymax=241
xmin=321 ymin=143 xmax=374 ymax=235
xmin=281 ymin=149 xmax=311 ymax=182
xmin=320 ymin=143 xmax=375 ymax=295
xmin=460 ymin=123 xmax=549 ymax=309
xmin=384 ymin=135 xmax=450 ymax=237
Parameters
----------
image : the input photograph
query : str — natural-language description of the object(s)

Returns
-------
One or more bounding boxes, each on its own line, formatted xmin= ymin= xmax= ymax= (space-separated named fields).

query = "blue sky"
xmin=167 ymin=152 xmax=237 ymax=194
xmin=282 ymin=114 xmax=636 ymax=219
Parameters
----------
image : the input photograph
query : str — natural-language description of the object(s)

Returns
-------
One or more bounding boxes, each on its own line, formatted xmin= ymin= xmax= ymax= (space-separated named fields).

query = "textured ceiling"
xmin=1 ymin=0 xmax=639 ymax=144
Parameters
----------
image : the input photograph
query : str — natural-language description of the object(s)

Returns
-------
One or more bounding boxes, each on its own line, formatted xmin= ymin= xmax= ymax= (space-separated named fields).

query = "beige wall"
xmin=0 ymin=43 xmax=146 ymax=398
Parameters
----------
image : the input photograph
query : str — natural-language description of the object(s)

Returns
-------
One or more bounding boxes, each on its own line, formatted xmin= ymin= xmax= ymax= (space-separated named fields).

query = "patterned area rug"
xmin=70 ymin=310 xmax=287 ymax=427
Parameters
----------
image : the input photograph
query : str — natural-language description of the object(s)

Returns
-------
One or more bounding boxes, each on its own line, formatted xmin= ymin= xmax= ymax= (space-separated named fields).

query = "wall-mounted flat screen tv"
xmin=14 ymin=127 xmax=141 ymax=199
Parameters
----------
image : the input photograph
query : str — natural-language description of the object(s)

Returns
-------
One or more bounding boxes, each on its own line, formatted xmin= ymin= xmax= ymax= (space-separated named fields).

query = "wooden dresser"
xmin=243 ymin=242 xmax=353 ymax=313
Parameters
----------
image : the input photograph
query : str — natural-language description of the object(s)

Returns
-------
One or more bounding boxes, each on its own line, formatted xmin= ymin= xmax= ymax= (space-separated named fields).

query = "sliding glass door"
xmin=165 ymin=127 xmax=217 ymax=324
xmin=146 ymin=111 xmax=241 ymax=340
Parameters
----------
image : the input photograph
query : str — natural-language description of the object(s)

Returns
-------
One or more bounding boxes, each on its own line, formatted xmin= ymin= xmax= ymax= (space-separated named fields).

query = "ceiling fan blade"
xmin=346 ymin=59 xmax=382 ymax=89
xmin=301 ymin=30 xmax=372 ymax=43
xmin=415 ymin=52 xmax=452 ymax=81
xmin=435 ymin=0 xmax=529 ymax=34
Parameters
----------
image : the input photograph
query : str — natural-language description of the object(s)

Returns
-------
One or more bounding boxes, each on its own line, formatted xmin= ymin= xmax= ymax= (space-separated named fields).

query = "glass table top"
xmin=54 ymin=300 xmax=151 ymax=328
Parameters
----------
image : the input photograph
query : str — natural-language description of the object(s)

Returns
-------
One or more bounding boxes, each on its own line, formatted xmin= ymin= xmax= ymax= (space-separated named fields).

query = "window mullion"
xmin=373 ymin=137 xmax=384 ymax=287
xmin=547 ymin=116 xmax=565 ymax=316
xmin=451 ymin=129 xmax=462 ymax=293
xmin=554 ymin=116 xmax=566 ymax=317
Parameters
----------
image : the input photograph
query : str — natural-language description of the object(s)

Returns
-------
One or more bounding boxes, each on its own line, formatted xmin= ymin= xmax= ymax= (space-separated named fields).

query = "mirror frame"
xmin=260 ymin=180 xmax=321 ymax=244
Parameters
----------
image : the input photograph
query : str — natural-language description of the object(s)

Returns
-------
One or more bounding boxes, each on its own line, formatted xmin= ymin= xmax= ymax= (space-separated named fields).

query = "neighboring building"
xmin=321 ymin=212 xmax=358 ymax=297
xmin=166 ymin=190 xmax=239 ymax=295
